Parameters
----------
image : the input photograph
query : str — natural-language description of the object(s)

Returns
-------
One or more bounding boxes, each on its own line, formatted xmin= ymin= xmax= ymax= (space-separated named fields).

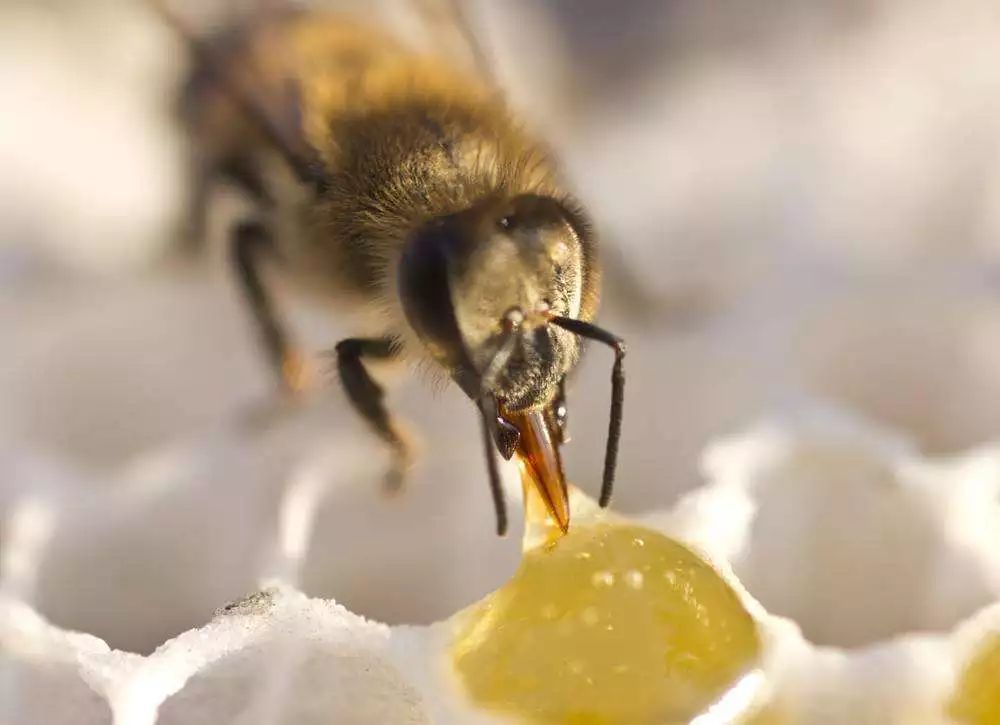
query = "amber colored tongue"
xmin=507 ymin=410 xmax=570 ymax=534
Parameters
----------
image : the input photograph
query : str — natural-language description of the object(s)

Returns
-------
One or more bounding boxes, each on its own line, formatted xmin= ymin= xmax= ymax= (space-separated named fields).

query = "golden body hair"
xmin=167 ymin=6 xmax=624 ymax=534
xmin=183 ymin=12 xmax=599 ymax=371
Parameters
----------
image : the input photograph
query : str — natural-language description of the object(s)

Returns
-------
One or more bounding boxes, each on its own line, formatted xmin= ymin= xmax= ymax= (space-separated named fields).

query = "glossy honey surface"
xmin=451 ymin=522 xmax=763 ymax=724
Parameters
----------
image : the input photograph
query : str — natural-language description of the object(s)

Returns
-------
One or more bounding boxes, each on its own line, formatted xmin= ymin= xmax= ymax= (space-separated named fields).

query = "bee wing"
xmin=406 ymin=0 xmax=497 ymax=82
xmin=154 ymin=0 xmax=330 ymax=190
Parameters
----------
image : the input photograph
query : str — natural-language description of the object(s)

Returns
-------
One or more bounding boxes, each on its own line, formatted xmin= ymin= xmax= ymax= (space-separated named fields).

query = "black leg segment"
xmin=335 ymin=337 xmax=412 ymax=491
xmin=231 ymin=219 xmax=303 ymax=392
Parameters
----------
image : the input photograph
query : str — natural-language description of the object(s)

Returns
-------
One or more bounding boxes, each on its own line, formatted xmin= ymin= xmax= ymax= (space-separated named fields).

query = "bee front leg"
xmin=335 ymin=338 xmax=414 ymax=493
xmin=231 ymin=219 xmax=312 ymax=396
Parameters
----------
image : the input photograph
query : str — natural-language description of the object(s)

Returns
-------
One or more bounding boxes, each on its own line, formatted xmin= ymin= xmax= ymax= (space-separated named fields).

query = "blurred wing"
xmin=408 ymin=0 xmax=497 ymax=82
xmin=152 ymin=0 xmax=330 ymax=191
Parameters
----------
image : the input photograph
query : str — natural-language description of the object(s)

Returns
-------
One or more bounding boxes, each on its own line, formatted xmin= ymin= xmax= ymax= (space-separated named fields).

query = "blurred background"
xmin=2 ymin=0 xmax=1000 ymax=656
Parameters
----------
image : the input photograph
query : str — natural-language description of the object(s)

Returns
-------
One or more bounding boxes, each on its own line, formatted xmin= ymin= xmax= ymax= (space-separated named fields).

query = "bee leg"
xmin=218 ymin=155 xmax=271 ymax=207
xmin=179 ymin=157 xmax=211 ymax=254
xmin=334 ymin=338 xmax=414 ymax=493
xmin=231 ymin=219 xmax=312 ymax=396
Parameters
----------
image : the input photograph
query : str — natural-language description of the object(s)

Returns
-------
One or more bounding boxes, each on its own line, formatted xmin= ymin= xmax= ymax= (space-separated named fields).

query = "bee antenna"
xmin=549 ymin=317 xmax=626 ymax=508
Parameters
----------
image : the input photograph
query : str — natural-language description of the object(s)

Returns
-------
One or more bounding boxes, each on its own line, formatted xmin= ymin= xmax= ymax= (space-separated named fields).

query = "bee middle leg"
xmin=335 ymin=338 xmax=414 ymax=493
xmin=231 ymin=218 xmax=312 ymax=395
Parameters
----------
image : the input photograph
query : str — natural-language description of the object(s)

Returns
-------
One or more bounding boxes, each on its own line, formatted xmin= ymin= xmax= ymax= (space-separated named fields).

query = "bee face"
xmin=398 ymin=194 xmax=588 ymax=410
xmin=487 ymin=324 xmax=577 ymax=412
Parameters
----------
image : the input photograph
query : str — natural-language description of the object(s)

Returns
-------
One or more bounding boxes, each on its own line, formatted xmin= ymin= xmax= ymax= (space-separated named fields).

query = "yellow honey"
xmin=948 ymin=632 xmax=1000 ymax=724
xmin=451 ymin=522 xmax=763 ymax=724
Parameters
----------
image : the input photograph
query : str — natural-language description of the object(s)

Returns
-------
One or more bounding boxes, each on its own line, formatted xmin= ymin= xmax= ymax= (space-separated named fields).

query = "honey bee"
xmin=153 ymin=1 xmax=625 ymax=535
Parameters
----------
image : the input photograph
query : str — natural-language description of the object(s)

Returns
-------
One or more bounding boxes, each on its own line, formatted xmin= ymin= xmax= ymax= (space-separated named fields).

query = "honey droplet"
xmin=451 ymin=523 xmax=763 ymax=723
xmin=949 ymin=632 xmax=1000 ymax=724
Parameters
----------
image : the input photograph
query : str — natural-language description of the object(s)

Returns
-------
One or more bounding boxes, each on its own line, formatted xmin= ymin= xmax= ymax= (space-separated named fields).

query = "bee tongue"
xmin=508 ymin=409 xmax=570 ymax=534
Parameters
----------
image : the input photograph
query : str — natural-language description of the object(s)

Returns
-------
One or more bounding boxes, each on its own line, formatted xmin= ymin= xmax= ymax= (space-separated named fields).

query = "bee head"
xmin=399 ymin=193 xmax=596 ymax=410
